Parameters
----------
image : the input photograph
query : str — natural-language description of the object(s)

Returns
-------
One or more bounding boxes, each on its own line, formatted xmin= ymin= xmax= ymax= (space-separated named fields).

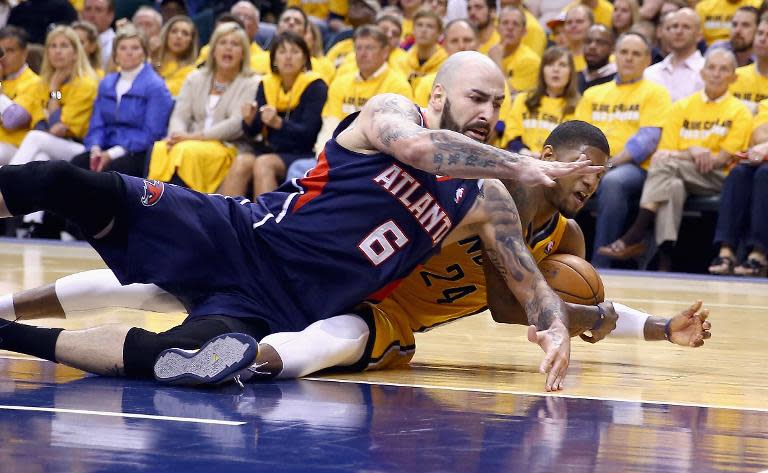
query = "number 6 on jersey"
xmin=358 ymin=220 xmax=410 ymax=266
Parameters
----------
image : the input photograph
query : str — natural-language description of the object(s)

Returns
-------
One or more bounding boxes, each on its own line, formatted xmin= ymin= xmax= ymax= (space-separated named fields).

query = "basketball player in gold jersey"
xmin=0 ymin=121 xmax=711 ymax=392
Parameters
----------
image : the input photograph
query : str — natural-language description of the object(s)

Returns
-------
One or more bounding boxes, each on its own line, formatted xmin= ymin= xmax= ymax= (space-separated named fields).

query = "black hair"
xmin=269 ymin=31 xmax=312 ymax=74
xmin=543 ymin=120 xmax=610 ymax=157
xmin=0 ymin=25 xmax=29 ymax=49
xmin=281 ymin=6 xmax=309 ymax=33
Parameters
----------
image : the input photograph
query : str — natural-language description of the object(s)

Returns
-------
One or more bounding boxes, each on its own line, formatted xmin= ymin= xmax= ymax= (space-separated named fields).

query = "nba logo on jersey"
xmin=544 ymin=240 xmax=555 ymax=255
xmin=141 ymin=180 xmax=165 ymax=207
xmin=455 ymin=187 xmax=465 ymax=203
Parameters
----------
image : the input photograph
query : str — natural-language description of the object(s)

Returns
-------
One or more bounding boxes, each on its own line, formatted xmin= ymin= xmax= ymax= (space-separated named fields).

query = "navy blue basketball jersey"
xmin=248 ymin=112 xmax=482 ymax=329
xmin=91 ymin=112 xmax=481 ymax=333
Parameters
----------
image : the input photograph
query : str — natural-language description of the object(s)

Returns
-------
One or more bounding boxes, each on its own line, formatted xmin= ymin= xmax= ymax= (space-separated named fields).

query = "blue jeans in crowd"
xmin=591 ymin=163 xmax=647 ymax=268
xmin=713 ymin=162 xmax=768 ymax=252
xmin=285 ymin=158 xmax=317 ymax=182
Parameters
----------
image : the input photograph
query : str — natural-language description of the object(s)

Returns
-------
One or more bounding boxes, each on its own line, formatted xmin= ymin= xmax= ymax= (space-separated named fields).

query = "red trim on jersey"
xmin=366 ymin=278 xmax=405 ymax=303
xmin=293 ymin=149 xmax=330 ymax=213
xmin=436 ymin=176 xmax=454 ymax=182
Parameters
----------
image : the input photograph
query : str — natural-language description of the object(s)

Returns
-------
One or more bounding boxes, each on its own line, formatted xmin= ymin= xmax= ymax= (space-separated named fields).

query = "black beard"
xmin=587 ymin=56 xmax=610 ymax=71
xmin=439 ymin=98 xmax=463 ymax=134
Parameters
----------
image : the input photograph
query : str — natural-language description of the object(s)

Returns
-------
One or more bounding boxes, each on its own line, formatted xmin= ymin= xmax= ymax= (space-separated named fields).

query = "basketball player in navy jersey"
xmin=0 ymin=52 xmax=601 ymax=390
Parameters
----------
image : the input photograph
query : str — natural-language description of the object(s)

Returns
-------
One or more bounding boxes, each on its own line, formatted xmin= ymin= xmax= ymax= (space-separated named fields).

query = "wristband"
xmin=590 ymin=304 xmax=605 ymax=331
xmin=664 ymin=318 xmax=673 ymax=343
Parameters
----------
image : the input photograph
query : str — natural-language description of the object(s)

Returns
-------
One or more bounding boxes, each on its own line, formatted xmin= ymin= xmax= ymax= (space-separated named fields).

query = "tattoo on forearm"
xmin=483 ymin=184 xmax=563 ymax=330
xmin=373 ymin=96 xmax=422 ymax=148
xmin=429 ymin=132 xmax=513 ymax=172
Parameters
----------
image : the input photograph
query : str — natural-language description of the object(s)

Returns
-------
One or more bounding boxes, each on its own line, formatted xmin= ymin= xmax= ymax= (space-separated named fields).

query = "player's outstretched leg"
xmin=153 ymin=333 xmax=259 ymax=386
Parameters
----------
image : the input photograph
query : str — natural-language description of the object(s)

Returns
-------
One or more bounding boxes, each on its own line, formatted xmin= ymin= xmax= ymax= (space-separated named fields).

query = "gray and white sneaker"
xmin=153 ymin=333 xmax=258 ymax=386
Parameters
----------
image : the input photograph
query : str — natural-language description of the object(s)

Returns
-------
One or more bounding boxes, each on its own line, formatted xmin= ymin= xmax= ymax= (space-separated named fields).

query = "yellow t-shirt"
xmin=158 ymin=61 xmax=196 ymax=97
xmin=754 ymin=99 xmax=768 ymax=128
xmin=502 ymin=92 xmax=574 ymax=152
xmin=695 ymin=0 xmax=761 ymax=45
xmin=563 ymin=0 xmax=614 ymax=27
xmin=396 ymin=46 xmax=448 ymax=90
xmin=573 ymin=53 xmax=586 ymax=73
xmin=501 ymin=44 xmax=541 ymax=93
xmin=326 ymin=38 xmax=354 ymax=68
xmin=658 ymin=92 xmax=752 ymax=159
xmin=413 ymin=71 xmax=435 ymax=107
xmin=311 ymin=56 xmax=336 ymax=85
xmin=323 ymin=66 xmax=413 ymax=120
xmin=729 ymin=63 xmax=768 ymax=114
xmin=401 ymin=18 xmax=414 ymax=43
xmin=0 ymin=67 xmax=42 ymax=147
xmin=522 ymin=8 xmax=547 ymax=57
xmin=29 ymin=75 xmax=98 ymax=139
xmin=477 ymin=29 xmax=501 ymax=55
xmin=575 ymin=78 xmax=671 ymax=168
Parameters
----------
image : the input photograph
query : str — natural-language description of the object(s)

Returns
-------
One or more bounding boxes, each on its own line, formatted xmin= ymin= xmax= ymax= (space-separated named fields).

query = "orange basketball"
xmin=539 ymin=254 xmax=605 ymax=305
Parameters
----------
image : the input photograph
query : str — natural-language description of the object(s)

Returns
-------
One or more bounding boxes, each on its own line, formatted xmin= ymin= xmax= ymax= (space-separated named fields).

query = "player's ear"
xmin=430 ymin=83 xmax=446 ymax=112
xmin=540 ymin=145 xmax=556 ymax=162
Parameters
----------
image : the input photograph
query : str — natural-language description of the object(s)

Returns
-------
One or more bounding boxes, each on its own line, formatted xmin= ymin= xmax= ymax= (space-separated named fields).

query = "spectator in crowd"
xmin=72 ymin=21 xmax=104 ymax=77
xmin=710 ymin=6 xmax=759 ymax=67
xmin=159 ymin=0 xmax=187 ymax=23
xmin=326 ymin=0 xmax=380 ymax=68
xmin=578 ymin=24 xmax=616 ymax=92
xmin=696 ymin=0 xmax=761 ymax=45
xmin=287 ymin=0 xmax=347 ymax=33
xmin=146 ymin=22 xmax=260 ymax=193
xmin=489 ymin=6 xmax=541 ymax=95
xmin=644 ymin=8 xmax=704 ymax=101
xmin=575 ymin=32 xmax=671 ymax=268
xmin=562 ymin=0 xmax=613 ymax=28
xmin=612 ymin=0 xmax=639 ymax=36
xmin=502 ymin=47 xmax=580 ymax=157
xmin=546 ymin=13 xmax=569 ymax=48
xmin=467 ymin=0 xmax=497 ymax=54
xmin=649 ymin=10 xmax=674 ymax=63
xmin=7 ymin=0 xmax=78 ymax=45
xmin=0 ymin=26 xmax=41 ymax=164
xmin=199 ymin=6 xmax=266 ymax=74
xmin=564 ymin=4 xmax=594 ymax=72
xmin=598 ymin=50 xmax=751 ymax=271
xmin=396 ymin=9 xmax=446 ymax=88
xmin=9 ymin=25 xmax=98 ymax=167
xmin=219 ymin=31 xmax=326 ymax=198
xmin=398 ymin=0 xmax=423 ymax=49
xmin=131 ymin=6 xmax=163 ymax=57
xmin=336 ymin=13 xmax=407 ymax=76
xmin=630 ymin=19 xmax=657 ymax=47
xmin=265 ymin=7 xmax=336 ymax=83
xmin=427 ymin=0 xmax=448 ymax=23
xmin=152 ymin=15 xmax=199 ymax=98
xmin=80 ymin=0 xmax=116 ymax=68
xmin=68 ymin=25 xmax=173 ymax=177
xmin=729 ymin=15 xmax=768 ymax=113
xmin=709 ymin=98 xmax=768 ymax=276
xmin=497 ymin=0 xmax=546 ymax=56
xmin=637 ymin=0 xmax=685 ymax=22
xmin=413 ymin=18 xmax=474 ymax=105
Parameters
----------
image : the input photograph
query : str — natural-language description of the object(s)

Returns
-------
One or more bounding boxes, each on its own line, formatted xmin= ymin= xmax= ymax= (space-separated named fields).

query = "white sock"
xmin=260 ymin=314 xmax=370 ymax=378
xmin=0 ymin=294 xmax=15 ymax=320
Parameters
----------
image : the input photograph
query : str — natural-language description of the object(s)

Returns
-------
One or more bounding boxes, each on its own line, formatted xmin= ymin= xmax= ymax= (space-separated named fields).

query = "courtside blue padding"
xmin=90 ymin=125 xmax=480 ymax=333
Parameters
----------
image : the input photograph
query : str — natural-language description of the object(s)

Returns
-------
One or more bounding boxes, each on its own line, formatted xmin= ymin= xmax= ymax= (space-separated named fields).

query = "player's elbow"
xmin=396 ymin=137 xmax=434 ymax=171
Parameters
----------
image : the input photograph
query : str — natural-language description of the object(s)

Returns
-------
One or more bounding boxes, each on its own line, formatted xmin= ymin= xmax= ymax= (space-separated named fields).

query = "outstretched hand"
xmin=527 ymin=318 xmax=571 ymax=391
xmin=668 ymin=300 xmax=711 ymax=347
xmin=508 ymin=153 xmax=604 ymax=187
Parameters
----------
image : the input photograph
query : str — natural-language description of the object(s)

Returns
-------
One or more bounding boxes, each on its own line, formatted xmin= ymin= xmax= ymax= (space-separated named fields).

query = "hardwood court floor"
xmin=0 ymin=239 xmax=766 ymax=472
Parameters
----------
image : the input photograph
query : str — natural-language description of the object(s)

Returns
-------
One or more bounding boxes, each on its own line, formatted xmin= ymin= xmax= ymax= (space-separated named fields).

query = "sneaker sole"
xmin=153 ymin=333 xmax=258 ymax=386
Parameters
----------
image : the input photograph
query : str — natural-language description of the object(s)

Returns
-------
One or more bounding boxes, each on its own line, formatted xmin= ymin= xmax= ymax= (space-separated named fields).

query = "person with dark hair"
xmin=0 ymin=120 xmax=712 ymax=385
xmin=396 ymin=9 xmax=446 ymax=88
xmin=729 ymin=16 xmax=768 ymax=114
xmin=6 ymin=0 xmax=78 ymax=45
xmin=564 ymin=4 xmax=594 ymax=72
xmin=578 ymin=24 xmax=616 ymax=93
xmin=467 ymin=0 xmax=498 ymax=54
xmin=575 ymin=32 xmax=672 ymax=269
xmin=502 ymin=47 xmax=580 ymax=157
xmin=709 ymin=6 xmax=759 ymax=67
xmin=80 ymin=0 xmax=116 ymax=68
xmin=0 ymin=25 xmax=41 ymax=164
xmin=72 ymin=21 xmax=104 ymax=78
xmin=489 ymin=6 xmax=541 ymax=94
xmin=219 ymin=31 xmax=327 ymax=198
xmin=695 ymin=0 xmax=762 ymax=46
xmin=326 ymin=0 xmax=381 ymax=68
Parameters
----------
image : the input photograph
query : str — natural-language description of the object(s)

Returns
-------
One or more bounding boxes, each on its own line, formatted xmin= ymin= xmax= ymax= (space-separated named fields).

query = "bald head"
xmin=434 ymin=51 xmax=504 ymax=92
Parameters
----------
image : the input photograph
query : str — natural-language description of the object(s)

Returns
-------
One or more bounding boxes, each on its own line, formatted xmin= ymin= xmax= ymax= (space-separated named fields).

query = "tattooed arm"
xmin=336 ymin=93 xmax=599 ymax=186
xmin=459 ymin=179 xmax=571 ymax=391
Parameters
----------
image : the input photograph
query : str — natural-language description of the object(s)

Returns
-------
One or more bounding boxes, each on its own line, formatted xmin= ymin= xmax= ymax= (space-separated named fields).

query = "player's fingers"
xmin=540 ymin=350 xmax=555 ymax=376
xmin=527 ymin=325 xmax=538 ymax=344
xmin=702 ymin=320 xmax=711 ymax=330
xmin=702 ymin=330 xmax=712 ymax=339
xmin=698 ymin=309 xmax=709 ymax=321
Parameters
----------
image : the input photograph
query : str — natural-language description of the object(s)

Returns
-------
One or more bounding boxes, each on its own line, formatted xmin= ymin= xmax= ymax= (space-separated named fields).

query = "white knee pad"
xmin=260 ymin=314 xmax=370 ymax=379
